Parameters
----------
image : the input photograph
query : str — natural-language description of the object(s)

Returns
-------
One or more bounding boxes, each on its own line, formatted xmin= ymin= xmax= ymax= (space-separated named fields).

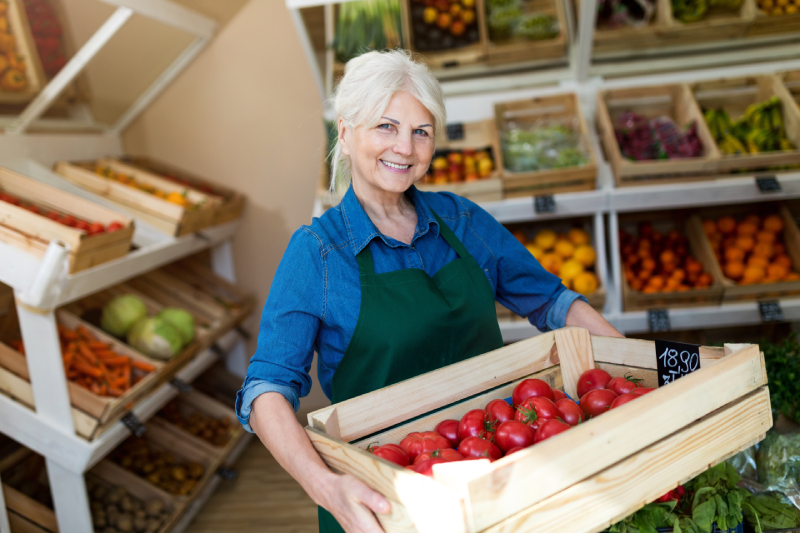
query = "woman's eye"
xmin=378 ymin=123 xmax=393 ymax=130
xmin=414 ymin=129 xmax=429 ymax=136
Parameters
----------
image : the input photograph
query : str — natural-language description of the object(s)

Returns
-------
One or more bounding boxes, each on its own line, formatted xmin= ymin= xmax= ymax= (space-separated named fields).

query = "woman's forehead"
xmin=380 ymin=91 xmax=434 ymax=123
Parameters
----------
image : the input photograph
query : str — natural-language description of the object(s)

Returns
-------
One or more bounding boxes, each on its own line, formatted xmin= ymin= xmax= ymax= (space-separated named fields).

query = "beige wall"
xmin=122 ymin=0 xmax=331 ymax=415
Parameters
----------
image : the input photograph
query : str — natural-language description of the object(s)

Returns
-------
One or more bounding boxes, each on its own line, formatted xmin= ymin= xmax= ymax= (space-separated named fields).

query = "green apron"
xmin=318 ymin=210 xmax=504 ymax=533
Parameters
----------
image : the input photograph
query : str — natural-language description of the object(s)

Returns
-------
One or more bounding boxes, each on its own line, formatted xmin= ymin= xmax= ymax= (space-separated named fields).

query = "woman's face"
xmin=340 ymin=90 xmax=435 ymax=198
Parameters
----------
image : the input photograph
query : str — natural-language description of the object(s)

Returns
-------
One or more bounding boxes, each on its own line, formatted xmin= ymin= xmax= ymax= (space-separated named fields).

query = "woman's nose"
xmin=393 ymin=133 xmax=413 ymax=156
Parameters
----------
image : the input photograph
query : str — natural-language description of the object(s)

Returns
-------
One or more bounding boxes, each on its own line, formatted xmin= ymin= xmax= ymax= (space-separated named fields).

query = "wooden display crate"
xmin=596 ymin=84 xmax=721 ymax=186
xmin=306 ymin=329 xmax=770 ymax=533
xmin=618 ymin=212 xmax=724 ymax=311
xmin=780 ymin=70 xmax=800 ymax=108
xmin=692 ymin=75 xmax=800 ymax=173
xmin=119 ymin=156 xmax=246 ymax=226
xmin=0 ymin=0 xmax=46 ymax=104
xmin=0 ymin=307 xmax=165 ymax=441
xmin=495 ymin=93 xmax=597 ymax=197
xmin=0 ymin=166 xmax=134 ymax=273
xmin=699 ymin=203 xmax=800 ymax=302
xmin=53 ymin=159 xmax=220 ymax=237
xmin=483 ymin=0 xmax=568 ymax=65
xmin=747 ymin=2 xmax=800 ymax=36
xmin=417 ymin=119 xmax=503 ymax=203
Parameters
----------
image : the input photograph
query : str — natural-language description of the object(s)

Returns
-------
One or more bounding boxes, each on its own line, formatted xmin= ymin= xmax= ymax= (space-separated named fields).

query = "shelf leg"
xmin=594 ymin=212 xmax=610 ymax=315
xmin=575 ymin=0 xmax=598 ymax=83
xmin=211 ymin=239 xmax=249 ymax=377
xmin=608 ymin=211 xmax=624 ymax=331
xmin=0 ymin=471 xmax=11 ymax=533
xmin=46 ymin=459 xmax=93 ymax=533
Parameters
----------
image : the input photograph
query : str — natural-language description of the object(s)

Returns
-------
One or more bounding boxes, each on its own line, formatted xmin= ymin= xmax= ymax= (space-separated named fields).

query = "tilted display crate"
xmin=483 ymin=0 xmax=568 ymax=66
xmin=494 ymin=93 xmax=597 ymax=197
xmin=417 ymin=119 xmax=503 ymax=203
xmin=307 ymin=328 xmax=771 ymax=533
xmin=780 ymin=70 xmax=800 ymax=108
xmin=0 ymin=0 xmax=46 ymax=104
xmin=0 ymin=166 xmax=134 ymax=273
xmin=54 ymin=159 xmax=220 ymax=237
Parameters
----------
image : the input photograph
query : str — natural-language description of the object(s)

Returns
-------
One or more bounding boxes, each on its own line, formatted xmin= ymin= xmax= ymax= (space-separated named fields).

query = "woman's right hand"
xmin=320 ymin=473 xmax=391 ymax=533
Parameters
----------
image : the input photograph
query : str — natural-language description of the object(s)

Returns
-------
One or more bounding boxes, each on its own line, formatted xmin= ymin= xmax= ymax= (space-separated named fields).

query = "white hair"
xmin=329 ymin=49 xmax=446 ymax=194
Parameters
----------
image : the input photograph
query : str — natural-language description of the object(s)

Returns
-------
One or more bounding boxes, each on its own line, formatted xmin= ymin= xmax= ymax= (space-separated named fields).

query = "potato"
xmin=145 ymin=518 xmax=161 ymax=532
xmin=117 ymin=514 xmax=134 ymax=532
xmin=144 ymin=499 xmax=164 ymax=517
xmin=133 ymin=515 xmax=147 ymax=532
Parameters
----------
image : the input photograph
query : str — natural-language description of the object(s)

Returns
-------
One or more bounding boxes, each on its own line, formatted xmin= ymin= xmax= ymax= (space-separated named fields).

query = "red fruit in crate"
xmin=88 ymin=222 xmax=105 ymax=235
xmin=399 ymin=431 xmax=451 ymax=462
xmin=555 ymin=398 xmax=585 ymax=426
xmin=434 ymin=419 xmax=461 ymax=448
xmin=59 ymin=214 xmax=76 ymax=227
xmin=610 ymin=393 xmax=639 ymax=409
xmin=607 ymin=373 xmax=643 ymax=395
xmin=450 ymin=19 xmax=466 ymax=35
xmin=368 ymin=443 xmax=410 ymax=467
xmin=457 ymin=436 xmax=502 ymax=461
xmin=534 ymin=419 xmax=571 ymax=443
xmin=580 ymin=388 xmax=618 ymax=418
xmin=485 ymin=399 xmax=515 ymax=424
xmin=0 ymin=193 xmax=19 ymax=205
xmin=435 ymin=0 xmax=449 ymax=11
xmin=512 ymin=378 xmax=554 ymax=406
xmin=75 ymin=220 xmax=90 ymax=232
xmin=47 ymin=211 xmax=60 ymax=221
xmin=447 ymin=152 xmax=463 ymax=166
xmin=552 ymin=389 xmax=567 ymax=401
xmin=494 ymin=420 xmax=535 ymax=453
xmin=436 ymin=12 xmax=452 ymax=29
xmin=515 ymin=397 xmax=558 ymax=431
xmin=24 ymin=204 xmax=40 ymax=214
xmin=458 ymin=409 xmax=496 ymax=441
xmin=107 ymin=221 xmax=125 ymax=232
xmin=576 ymin=368 xmax=613 ymax=398
xmin=505 ymin=446 xmax=526 ymax=456
xmin=414 ymin=448 xmax=464 ymax=465
xmin=632 ymin=387 xmax=655 ymax=396
xmin=406 ymin=457 xmax=448 ymax=477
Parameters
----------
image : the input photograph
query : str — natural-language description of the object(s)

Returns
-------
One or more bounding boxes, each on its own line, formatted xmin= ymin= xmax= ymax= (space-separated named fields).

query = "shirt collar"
xmin=340 ymin=183 xmax=440 ymax=256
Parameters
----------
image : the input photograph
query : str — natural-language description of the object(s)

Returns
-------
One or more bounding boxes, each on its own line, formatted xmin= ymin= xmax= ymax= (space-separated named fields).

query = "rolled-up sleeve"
xmin=235 ymin=228 xmax=325 ymax=431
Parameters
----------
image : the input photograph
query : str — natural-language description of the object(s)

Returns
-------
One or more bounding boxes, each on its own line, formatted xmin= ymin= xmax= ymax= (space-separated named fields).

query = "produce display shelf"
xmin=480 ymin=188 xmax=609 ymax=224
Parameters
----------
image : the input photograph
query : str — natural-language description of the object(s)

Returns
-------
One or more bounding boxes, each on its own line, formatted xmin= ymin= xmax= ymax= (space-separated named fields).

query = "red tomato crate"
xmin=306 ymin=328 xmax=771 ymax=533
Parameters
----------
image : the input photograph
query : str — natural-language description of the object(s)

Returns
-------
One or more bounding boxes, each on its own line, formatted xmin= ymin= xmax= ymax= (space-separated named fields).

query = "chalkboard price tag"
xmin=756 ymin=176 xmax=781 ymax=193
xmin=217 ymin=467 xmax=239 ymax=481
xmin=759 ymin=300 xmax=784 ymax=322
xmin=648 ymin=309 xmax=670 ymax=332
xmin=121 ymin=413 xmax=147 ymax=437
xmin=655 ymin=339 xmax=701 ymax=387
xmin=170 ymin=378 xmax=194 ymax=394
xmin=446 ymin=123 xmax=465 ymax=141
xmin=534 ymin=195 xmax=556 ymax=214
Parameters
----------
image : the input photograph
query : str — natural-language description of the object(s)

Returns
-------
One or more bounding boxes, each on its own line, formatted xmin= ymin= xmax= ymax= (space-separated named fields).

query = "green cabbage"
xmin=157 ymin=307 xmax=195 ymax=346
xmin=101 ymin=295 xmax=147 ymax=337
xmin=127 ymin=317 xmax=183 ymax=360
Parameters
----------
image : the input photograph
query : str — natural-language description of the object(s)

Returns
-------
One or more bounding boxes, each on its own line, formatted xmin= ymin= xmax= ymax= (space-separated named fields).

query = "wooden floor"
xmin=185 ymin=439 xmax=319 ymax=533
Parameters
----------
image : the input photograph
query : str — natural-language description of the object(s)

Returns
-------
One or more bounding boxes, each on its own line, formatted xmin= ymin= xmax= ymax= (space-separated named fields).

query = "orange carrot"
xmin=76 ymin=342 xmax=98 ymax=364
xmin=131 ymin=359 xmax=155 ymax=373
xmin=58 ymin=325 xmax=78 ymax=341
xmin=107 ymin=387 xmax=124 ymax=397
xmin=102 ymin=356 xmax=130 ymax=367
xmin=76 ymin=325 xmax=93 ymax=342
xmin=95 ymin=350 xmax=121 ymax=360
xmin=63 ymin=351 xmax=74 ymax=372
xmin=72 ymin=360 xmax=102 ymax=379
xmin=88 ymin=341 xmax=111 ymax=351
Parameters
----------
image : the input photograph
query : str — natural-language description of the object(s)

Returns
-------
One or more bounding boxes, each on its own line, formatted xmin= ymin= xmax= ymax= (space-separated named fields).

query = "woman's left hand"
xmin=564 ymin=299 xmax=624 ymax=338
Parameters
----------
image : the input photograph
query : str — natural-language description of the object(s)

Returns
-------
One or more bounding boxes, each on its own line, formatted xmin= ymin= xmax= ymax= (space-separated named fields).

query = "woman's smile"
xmin=380 ymin=160 xmax=412 ymax=171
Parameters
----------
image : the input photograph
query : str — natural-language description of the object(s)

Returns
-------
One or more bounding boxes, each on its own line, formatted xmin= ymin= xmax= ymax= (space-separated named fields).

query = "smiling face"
xmin=339 ymin=90 xmax=436 ymax=199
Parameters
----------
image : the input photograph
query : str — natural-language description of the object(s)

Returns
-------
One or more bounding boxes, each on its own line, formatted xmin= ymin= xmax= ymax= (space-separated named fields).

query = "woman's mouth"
xmin=381 ymin=160 xmax=412 ymax=171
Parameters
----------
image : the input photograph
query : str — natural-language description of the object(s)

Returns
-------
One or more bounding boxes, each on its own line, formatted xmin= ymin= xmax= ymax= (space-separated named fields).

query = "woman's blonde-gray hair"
xmin=329 ymin=49 xmax=445 ymax=194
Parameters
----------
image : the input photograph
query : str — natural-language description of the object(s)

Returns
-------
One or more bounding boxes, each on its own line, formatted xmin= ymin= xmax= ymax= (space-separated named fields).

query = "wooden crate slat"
xmin=2 ymin=485 xmax=58 ymax=533
xmin=591 ymin=335 xmax=726 ymax=368
xmin=553 ymin=327 xmax=594 ymax=399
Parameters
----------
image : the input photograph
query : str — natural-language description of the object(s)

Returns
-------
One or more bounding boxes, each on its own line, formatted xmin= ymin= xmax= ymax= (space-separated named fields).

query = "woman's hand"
xmin=320 ymin=473 xmax=391 ymax=533
xmin=565 ymin=299 xmax=624 ymax=338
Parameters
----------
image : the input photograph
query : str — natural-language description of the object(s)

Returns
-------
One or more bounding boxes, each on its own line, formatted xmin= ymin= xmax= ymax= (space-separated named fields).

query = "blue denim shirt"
xmin=235 ymin=184 xmax=586 ymax=431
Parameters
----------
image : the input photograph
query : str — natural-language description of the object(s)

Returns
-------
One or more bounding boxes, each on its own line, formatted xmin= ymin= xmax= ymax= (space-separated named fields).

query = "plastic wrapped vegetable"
xmin=615 ymin=112 xmax=703 ymax=161
xmin=756 ymin=430 xmax=800 ymax=509
xmin=743 ymin=491 xmax=800 ymax=532
xmin=728 ymin=445 xmax=758 ymax=481
xmin=100 ymin=295 xmax=147 ymax=337
xmin=513 ymin=13 xmax=558 ymax=40
xmin=157 ymin=307 xmax=195 ymax=346
xmin=127 ymin=317 xmax=183 ymax=360
xmin=501 ymin=120 xmax=589 ymax=172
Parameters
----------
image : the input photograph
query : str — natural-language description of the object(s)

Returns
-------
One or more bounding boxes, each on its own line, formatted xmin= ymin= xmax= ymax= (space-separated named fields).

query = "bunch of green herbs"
xmin=332 ymin=0 xmax=403 ymax=64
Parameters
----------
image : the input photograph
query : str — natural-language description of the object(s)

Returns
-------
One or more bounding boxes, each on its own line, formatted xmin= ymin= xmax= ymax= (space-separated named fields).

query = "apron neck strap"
xmin=356 ymin=209 xmax=469 ymax=275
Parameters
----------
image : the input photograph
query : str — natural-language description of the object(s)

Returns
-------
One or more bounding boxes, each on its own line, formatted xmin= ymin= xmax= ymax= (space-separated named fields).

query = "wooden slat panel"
xmin=554 ymin=327 xmax=594 ymax=399
xmin=591 ymin=335 xmax=726 ymax=368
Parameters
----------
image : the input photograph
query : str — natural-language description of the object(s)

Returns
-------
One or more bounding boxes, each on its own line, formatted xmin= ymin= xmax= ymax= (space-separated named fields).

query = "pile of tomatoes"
xmin=0 ymin=191 xmax=124 ymax=235
xmin=368 ymin=368 xmax=655 ymax=476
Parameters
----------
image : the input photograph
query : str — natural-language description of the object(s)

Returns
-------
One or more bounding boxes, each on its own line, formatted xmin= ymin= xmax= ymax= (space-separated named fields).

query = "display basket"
xmin=417 ymin=119 xmax=503 ymax=203
xmin=494 ymin=93 xmax=597 ymax=197
xmin=596 ymin=83 xmax=721 ymax=186
xmin=0 ymin=166 xmax=134 ymax=273
xmin=618 ymin=211 xmax=724 ymax=311
xmin=692 ymin=75 xmax=800 ymax=173
xmin=0 ymin=0 xmax=46 ymax=104
xmin=306 ymin=328 xmax=771 ymax=533
xmin=483 ymin=0 xmax=568 ymax=66
xmin=746 ymin=0 xmax=800 ymax=36
xmin=54 ymin=159 xmax=220 ymax=237
xmin=779 ymin=70 xmax=800 ymax=109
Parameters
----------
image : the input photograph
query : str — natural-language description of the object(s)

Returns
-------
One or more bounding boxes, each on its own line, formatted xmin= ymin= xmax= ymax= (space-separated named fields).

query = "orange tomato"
xmin=774 ymin=242 xmax=786 ymax=255
xmin=724 ymin=262 xmax=745 ymax=280
xmin=671 ymin=268 xmax=685 ymax=281
xmin=647 ymin=276 xmax=665 ymax=290
xmin=702 ymin=219 xmax=717 ymax=236
xmin=752 ymin=242 xmax=774 ymax=259
xmin=767 ymin=263 xmax=788 ymax=279
xmin=724 ymin=247 xmax=745 ymax=263
xmin=742 ymin=266 xmax=765 ymax=283
xmin=774 ymin=254 xmax=793 ymax=270
xmin=747 ymin=255 xmax=769 ymax=269
xmin=734 ymin=236 xmax=755 ymax=253
xmin=764 ymin=215 xmax=784 ymax=233
xmin=717 ymin=216 xmax=737 ymax=234
xmin=696 ymin=273 xmax=713 ymax=287
xmin=755 ymin=231 xmax=776 ymax=244
xmin=737 ymin=222 xmax=758 ymax=237
xmin=641 ymin=258 xmax=656 ymax=272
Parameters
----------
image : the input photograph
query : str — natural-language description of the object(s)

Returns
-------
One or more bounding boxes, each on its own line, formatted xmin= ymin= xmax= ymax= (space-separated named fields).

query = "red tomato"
xmin=107 ymin=221 xmax=125 ymax=232
xmin=576 ymin=368 xmax=613 ymax=398
xmin=47 ymin=211 xmax=60 ymax=221
xmin=607 ymin=373 xmax=643 ymax=395
xmin=399 ymin=431 xmax=451 ymax=462
xmin=23 ymin=204 xmax=40 ymax=214
xmin=413 ymin=448 xmax=464 ymax=465
xmin=458 ymin=409 xmax=497 ymax=441
xmin=552 ymin=389 xmax=567 ymax=401
xmin=632 ymin=387 xmax=655 ymax=396
xmin=485 ymin=399 xmax=515 ymax=424
xmin=504 ymin=446 xmax=526 ymax=456
xmin=534 ymin=419 xmax=572 ymax=443
xmin=0 ymin=193 xmax=19 ymax=205
xmin=457 ymin=436 xmax=503 ymax=461
xmin=515 ymin=397 xmax=558 ymax=430
xmin=75 ymin=220 xmax=90 ymax=232
xmin=406 ymin=456 xmax=448 ymax=476
xmin=59 ymin=215 xmax=76 ymax=227
xmin=368 ymin=443 xmax=410 ymax=467
xmin=555 ymin=398 xmax=585 ymax=426
xmin=494 ymin=420 xmax=535 ymax=453
xmin=580 ymin=388 xmax=618 ymax=418
xmin=434 ymin=419 xmax=461 ymax=448
xmin=512 ymin=378 xmax=554 ymax=406
xmin=87 ymin=222 xmax=105 ymax=235
xmin=610 ymin=393 xmax=639 ymax=409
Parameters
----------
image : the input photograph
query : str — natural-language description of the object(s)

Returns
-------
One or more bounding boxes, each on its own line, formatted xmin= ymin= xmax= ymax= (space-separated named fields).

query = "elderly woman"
xmin=236 ymin=50 xmax=622 ymax=533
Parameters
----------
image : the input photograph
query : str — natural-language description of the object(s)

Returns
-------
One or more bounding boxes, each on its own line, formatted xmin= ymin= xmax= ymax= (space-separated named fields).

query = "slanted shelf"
xmin=306 ymin=329 xmax=770 ymax=533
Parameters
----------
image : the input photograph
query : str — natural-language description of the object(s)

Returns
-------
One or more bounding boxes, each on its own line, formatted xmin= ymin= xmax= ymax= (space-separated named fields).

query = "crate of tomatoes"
xmin=306 ymin=328 xmax=770 ymax=533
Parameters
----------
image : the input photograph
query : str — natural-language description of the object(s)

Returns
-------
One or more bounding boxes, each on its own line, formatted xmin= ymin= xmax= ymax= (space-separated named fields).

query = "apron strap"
xmin=357 ymin=241 xmax=376 ymax=276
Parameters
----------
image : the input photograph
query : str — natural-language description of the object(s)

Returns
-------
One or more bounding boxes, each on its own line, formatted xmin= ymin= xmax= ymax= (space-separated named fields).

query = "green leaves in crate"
xmin=332 ymin=0 xmax=403 ymax=64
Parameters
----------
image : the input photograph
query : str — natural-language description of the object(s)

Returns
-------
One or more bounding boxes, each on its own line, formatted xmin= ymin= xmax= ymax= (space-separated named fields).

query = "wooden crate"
xmin=400 ymin=0 xmax=487 ymax=70
xmin=746 ymin=1 xmax=800 ymax=35
xmin=0 ymin=0 xmax=46 ymax=104
xmin=618 ymin=212 xmax=724 ymax=311
xmin=417 ymin=119 xmax=503 ymax=203
xmin=483 ymin=0 xmax=568 ymax=65
xmin=699 ymin=203 xmax=800 ymax=301
xmin=0 ymin=307 xmax=165 ymax=441
xmin=495 ymin=93 xmax=597 ymax=197
xmin=53 ymin=159 xmax=221 ymax=237
xmin=596 ymin=84 xmax=721 ymax=186
xmin=779 ymin=69 xmax=800 ymax=108
xmin=150 ymin=390 xmax=244 ymax=463
xmin=0 ymin=166 xmax=134 ymax=273
xmin=118 ymin=156 xmax=246 ymax=226
xmin=692 ymin=75 xmax=800 ymax=173
xmin=306 ymin=329 xmax=770 ymax=533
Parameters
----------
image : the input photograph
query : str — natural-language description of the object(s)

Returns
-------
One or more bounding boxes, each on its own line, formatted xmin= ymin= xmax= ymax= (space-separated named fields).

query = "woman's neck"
xmin=352 ymin=178 xmax=418 ymax=245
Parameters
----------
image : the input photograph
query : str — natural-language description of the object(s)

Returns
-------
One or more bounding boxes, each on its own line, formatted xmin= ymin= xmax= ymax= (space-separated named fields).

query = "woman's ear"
xmin=338 ymin=117 xmax=350 ymax=157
